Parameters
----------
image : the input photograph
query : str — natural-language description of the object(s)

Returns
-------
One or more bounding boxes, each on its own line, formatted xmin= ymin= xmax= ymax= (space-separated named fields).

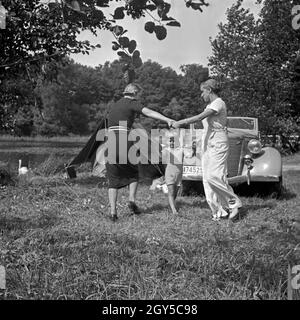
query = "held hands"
xmin=172 ymin=120 xmax=186 ymax=129
xmin=167 ymin=119 xmax=176 ymax=129
xmin=166 ymin=119 xmax=187 ymax=129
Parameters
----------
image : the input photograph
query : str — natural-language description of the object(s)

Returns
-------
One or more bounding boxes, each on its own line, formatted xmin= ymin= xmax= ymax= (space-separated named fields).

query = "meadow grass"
xmin=0 ymin=134 xmax=89 ymax=143
xmin=0 ymin=155 xmax=299 ymax=300
xmin=283 ymin=152 xmax=300 ymax=166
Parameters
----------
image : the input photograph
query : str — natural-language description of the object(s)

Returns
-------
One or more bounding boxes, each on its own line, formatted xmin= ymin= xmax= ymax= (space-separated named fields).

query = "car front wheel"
xmin=269 ymin=177 xmax=283 ymax=198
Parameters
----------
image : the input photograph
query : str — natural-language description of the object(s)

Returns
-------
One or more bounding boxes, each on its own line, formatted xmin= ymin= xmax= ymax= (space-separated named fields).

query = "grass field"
xmin=0 ymin=134 xmax=89 ymax=143
xmin=0 ymin=155 xmax=299 ymax=300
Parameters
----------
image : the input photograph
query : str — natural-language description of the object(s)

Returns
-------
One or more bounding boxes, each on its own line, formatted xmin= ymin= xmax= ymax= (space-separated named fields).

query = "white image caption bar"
xmin=288 ymin=264 xmax=300 ymax=300
xmin=292 ymin=5 xmax=300 ymax=30
xmin=0 ymin=2 xmax=7 ymax=30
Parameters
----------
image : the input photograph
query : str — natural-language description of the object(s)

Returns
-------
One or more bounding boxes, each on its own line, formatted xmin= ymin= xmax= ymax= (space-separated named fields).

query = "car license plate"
xmin=183 ymin=166 xmax=202 ymax=175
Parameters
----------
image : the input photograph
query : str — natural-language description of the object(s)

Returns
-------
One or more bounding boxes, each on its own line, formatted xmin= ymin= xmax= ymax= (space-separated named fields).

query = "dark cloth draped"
xmin=105 ymin=129 xmax=140 ymax=189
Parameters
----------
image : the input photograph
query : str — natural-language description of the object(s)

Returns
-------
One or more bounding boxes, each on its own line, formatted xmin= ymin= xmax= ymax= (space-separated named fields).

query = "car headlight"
xmin=248 ymin=139 xmax=262 ymax=154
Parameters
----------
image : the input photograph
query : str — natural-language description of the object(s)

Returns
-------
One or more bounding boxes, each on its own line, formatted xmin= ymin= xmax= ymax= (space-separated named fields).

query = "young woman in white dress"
xmin=173 ymin=79 xmax=242 ymax=221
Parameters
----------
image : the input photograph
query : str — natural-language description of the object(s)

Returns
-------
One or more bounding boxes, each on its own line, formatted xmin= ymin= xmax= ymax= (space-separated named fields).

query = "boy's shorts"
xmin=165 ymin=163 xmax=183 ymax=186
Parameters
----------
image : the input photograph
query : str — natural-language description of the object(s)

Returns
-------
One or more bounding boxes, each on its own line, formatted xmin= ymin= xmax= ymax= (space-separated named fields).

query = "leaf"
xmin=112 ymin=42 xmax=120 ymax=50
xmin=132 ymin=56 xmax=142 ymax=68
xmin=117 ymin=51 xmax=130 ymax=59
xmin=164 ymin=3 xmax=171 ymax=15
xmin=93 ymin=9 xmax=104 ymax=20
xmin=146 ymin=4 xmax=157 ymax=11
xmin=70 ymin=1 xmax=81 ymax=12
xmin=154 ymin=25 xmax=167 ymax=40
xmin=166 ymin=21 xmax=181 ymax=27
xmin=128 ymin=40 xmax=137 ymax=54
xmin=120 ymin=29 xmax=128 ymax=36
xmin=157 ymin=2 xmax=171 ymax=18
xmin=190 ymin=3 xmax=203 ymax=12
xmin=185 ymin=0 xmax=192 ymax=8
xmin=144 ymin=21 xmax=155 ymax=33
xmin=161 ymin=15 xmax=175 ymax=21
xmin=119 ymin=36 xmax=130 ymax=48
xmin=112 ymin=25 xmax=123 ymax=36
xmin=157 ymin=6 xmax=164 ymax=18
xmin=152 ymin=0 xmax=164 ymax=5
xmin=96 ymin=0 xmax=109 ymax=7
xmin=114 ymin=6 xmax=125 ymax=19
xmin=132 ymin=50 xmax=140 ymax=59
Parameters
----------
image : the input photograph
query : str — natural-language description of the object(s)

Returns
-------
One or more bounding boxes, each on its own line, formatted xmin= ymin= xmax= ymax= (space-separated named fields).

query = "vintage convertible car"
xmin=179 ymin=117 xmax=283 ymax=196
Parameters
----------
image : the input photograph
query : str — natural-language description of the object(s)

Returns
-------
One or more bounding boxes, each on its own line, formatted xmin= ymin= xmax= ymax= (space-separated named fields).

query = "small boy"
xmin=150 ymin=130 xmax=184 ymax=215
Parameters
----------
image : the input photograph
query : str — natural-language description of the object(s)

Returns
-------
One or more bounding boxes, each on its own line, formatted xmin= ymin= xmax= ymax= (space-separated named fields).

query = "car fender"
xmin=242 ymin=147 xmax=282 ymax=179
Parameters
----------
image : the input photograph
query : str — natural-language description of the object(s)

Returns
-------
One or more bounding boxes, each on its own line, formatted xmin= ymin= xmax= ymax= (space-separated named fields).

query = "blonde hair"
xmin=123 ymin=83 xmax=143 ymax=96
xmin=200 ymin=79 xmax=221 ymax=95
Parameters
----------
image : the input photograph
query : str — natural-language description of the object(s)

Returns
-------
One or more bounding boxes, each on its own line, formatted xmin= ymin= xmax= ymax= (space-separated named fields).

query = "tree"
xmin=137 ymin=60 xmax=180 ymax=107
xmin=180 ymin=64 xmax=209 ymax=85
xmin=0 ymin=0 xmax=210 ymax=77
xmin=209 ymin=0 xmax=300 ymax=136
xmin=164 ymin=97 xmax=185 ymax=120
xmin=178 ymin=64 xmax=209 ymax=117
xmin=34 ymin=59 xmax=211 ymax=135
xmin=35 ymin=60 xmax=114 ymax=135
xmin=0 ymin=0 xmax=209 ymax=132
xmin=292 ymin=53 xmax=300 ymax=120
xmin=209 ymin=0 xmax=259 ymax=115
xmin=255 ymin=0 xmax=300 ymax=135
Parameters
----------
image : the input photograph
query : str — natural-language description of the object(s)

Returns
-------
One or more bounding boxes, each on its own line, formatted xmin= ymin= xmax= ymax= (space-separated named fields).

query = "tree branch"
xmin=0 ymin=52 xmax=63 ymax=70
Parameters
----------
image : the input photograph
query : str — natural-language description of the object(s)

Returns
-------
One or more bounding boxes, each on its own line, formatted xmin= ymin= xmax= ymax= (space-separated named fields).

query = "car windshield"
xmin=227 ymin=118 xmax=255 ymax=130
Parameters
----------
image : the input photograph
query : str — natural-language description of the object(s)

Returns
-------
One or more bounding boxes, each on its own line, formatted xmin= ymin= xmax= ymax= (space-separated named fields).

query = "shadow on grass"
xmin=231 ymin=202 xmax=276 ymax=222
xmin=277 ymin=187 xmax=297 ymax=201
xmin=0 ymin=213 xmax=60 ymax=233
xmin=177 ymin=198 xmax=209 ymax=210
xmin=182 ymin=181 xmax=297 ymax=201
xmin=143 ymin=203 xmax=168 ymax=214
xmin=234 ymin=183 xmax=296 ymax=201
xmin=68 ymin=175 xmax=106 ymax=187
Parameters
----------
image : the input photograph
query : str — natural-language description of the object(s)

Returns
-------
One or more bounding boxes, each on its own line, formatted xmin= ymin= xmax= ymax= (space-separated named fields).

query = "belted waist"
xmin=108 ymin=125 xmax=130 ymax=132
xmin=208 ymin=127 xmax=227 ymax=132
xmin=203 ymin=127 xmax=228 ymax=143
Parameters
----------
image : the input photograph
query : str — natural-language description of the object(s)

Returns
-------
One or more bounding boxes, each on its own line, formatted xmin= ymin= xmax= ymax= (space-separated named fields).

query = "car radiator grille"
xmin=227 ymin=138 xmax=243 ymax=177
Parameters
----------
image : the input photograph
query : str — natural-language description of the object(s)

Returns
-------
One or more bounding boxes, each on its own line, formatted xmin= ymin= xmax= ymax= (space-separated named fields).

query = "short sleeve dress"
xmin=105 ymin=97 xmax=144 ymax=189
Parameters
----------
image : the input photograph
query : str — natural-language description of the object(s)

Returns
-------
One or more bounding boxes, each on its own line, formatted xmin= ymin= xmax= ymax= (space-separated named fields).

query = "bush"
xmin=34 ymin=153 xmax=72 ymax=176
xmin=0 ymin=167 xmax=15 ymax=186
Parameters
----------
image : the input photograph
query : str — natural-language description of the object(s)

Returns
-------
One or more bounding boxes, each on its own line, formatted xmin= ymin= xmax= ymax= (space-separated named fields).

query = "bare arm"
xmin=141 ymin=107 xmax=173 ymax=125
xmin=174 ymin=108 xmax=216 ymax=128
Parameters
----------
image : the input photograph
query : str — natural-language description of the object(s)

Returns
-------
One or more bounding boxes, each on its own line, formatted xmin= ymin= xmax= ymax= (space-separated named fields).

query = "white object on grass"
xmin=162 ymin=183 xmax=168 ymax=194
xmin=18 ymin=159 xmax=29 ymax=175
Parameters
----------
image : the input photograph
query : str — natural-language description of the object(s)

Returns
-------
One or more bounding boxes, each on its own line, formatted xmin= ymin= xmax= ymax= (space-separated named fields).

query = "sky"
xmin=70 ymin=0 xmax=262 ymax=74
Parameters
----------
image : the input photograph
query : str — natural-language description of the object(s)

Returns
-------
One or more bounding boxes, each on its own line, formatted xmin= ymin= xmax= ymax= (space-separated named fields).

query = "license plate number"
xmin=183 ymin=166 xmax=202 ymax=175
